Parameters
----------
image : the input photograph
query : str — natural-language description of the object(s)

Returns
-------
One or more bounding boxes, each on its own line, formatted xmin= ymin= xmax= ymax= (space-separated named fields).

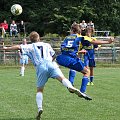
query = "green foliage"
xmin=44 ymin=33 xmax=60 ymax=38
xmin=0 ymin=0 xmax=120 ymax=36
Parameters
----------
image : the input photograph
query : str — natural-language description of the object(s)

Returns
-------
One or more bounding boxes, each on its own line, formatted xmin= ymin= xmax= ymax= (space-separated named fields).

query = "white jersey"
xmin=20 ymin=44 xmax=28 ymax=55
xmin=20 ymin=42 xmax=55 ymax=66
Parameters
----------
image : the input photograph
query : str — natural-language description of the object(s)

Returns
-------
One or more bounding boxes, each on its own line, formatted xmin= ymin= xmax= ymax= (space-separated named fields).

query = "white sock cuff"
xmin=62 ymin=78 xmax=73 ymax=88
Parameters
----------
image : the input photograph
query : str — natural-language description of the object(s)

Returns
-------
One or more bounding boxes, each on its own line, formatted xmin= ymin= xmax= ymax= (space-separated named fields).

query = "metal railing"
xmin=0 ymin=36 xmax=120 ymax=64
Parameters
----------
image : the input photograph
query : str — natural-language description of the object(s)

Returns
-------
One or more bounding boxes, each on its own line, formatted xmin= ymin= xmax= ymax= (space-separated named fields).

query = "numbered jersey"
xmin=20 ymin=42 xmax=55 ymax=66
xmin=61 ymin=34 xmax=84 ymax=57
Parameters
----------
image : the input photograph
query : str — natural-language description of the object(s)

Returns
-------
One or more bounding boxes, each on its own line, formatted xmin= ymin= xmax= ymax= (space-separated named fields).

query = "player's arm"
xmin=52 ymin=53 xmax=56 ymax=61
xmin=2 ymin=45 xmax=21 ymax=50
xmin=18 ymin=50 xmax=22 ymax=58
xmin=77 ymin=49 xmax=87 ymax=54
xmin=91 ymin=37 xmax=114 ymax=45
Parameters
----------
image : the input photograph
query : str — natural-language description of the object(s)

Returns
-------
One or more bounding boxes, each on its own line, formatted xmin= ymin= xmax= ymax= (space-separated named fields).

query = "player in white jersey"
xmin=18 ymin=38 xmax=28 ymax=76
xmin=1 ymin=31 xmax=92 ymax=120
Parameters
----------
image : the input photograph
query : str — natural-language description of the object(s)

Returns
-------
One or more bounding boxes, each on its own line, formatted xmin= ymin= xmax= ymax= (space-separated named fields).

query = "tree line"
xmin=0 ymin=0 xmax=120 ymax=36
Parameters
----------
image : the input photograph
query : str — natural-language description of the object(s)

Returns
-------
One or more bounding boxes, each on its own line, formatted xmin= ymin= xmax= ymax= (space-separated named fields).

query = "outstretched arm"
xmin=91 ymin=37 xmax=114 ymax=45
xmin=1 ymin=45 xmax=21 ymax=50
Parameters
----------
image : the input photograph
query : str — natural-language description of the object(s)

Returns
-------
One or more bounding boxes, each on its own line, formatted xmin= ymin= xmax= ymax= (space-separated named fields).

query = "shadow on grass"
xmin=0 ymin=118 xmax=35 ymax=120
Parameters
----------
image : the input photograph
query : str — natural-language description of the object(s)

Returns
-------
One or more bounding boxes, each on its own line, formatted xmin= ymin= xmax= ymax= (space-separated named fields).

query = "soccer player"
xmin=1 ymin=31 xmax=92 ymax=120
xmin=18 ymin=38 xmax=28 ymax=76
xmin=81 ymin=28 xmax=99 ymax=85
xmin=56 ymin=24 xmax=114 ymax=93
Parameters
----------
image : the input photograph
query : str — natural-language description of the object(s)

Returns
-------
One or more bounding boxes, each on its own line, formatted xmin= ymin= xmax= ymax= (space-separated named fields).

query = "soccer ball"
xmin=11 ymin=4 xmax=22 ymax=16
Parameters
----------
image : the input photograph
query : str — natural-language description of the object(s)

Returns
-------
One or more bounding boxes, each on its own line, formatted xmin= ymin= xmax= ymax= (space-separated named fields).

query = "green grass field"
xmin=0 ymin=66 xmax=120 ymax=120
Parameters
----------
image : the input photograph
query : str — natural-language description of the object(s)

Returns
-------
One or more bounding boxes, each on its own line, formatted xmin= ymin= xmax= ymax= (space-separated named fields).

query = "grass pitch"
xmin=0 ymin=66 xmax=120 ymax=120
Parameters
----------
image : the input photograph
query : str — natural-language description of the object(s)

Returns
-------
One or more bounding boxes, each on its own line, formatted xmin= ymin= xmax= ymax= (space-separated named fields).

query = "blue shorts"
xmin=56 ymin=54 xmax=85 ymax=72
xmin=35 ymin=61 xmax=64 ymax=88
xmin=84 ymin=54 xmax=96 ymax=67
xmin=20 ymin=55 xmax=28 ymax=65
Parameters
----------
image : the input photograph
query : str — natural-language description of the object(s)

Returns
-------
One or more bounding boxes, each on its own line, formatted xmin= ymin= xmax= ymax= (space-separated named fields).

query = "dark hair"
xmin=81 ymin=28 xmax=93 ymax=36
xmin=81 ymin=30 xmax=86 ymax=36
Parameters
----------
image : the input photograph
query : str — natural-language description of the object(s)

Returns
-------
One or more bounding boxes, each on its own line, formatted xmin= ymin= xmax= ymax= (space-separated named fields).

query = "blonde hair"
xmin=29 ymin=31 xmax=40 ymax=43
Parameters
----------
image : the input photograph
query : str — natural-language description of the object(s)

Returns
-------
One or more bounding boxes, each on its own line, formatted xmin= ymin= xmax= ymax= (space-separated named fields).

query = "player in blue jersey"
xmin=57 ymin=23 xmax=90 ymax=94
xmin=56 ymin=24 xmax=114 ymax=94
xmin=81 ymin=28 xmax=100 ymax=85
xmin=18 ymin=38 xmax=28 ymax=76
xmin=1 ymin=31 xmax=92 ymax=120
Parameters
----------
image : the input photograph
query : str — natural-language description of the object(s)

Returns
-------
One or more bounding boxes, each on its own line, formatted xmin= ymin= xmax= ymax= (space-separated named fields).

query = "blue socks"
xmin=90 ymin=76 xmax=94 ymax=82
xmin=69 ymin=70 xmax=90 ymax=93
xmin=80 ymin=77 xmax=89 ymax=93
xmin=69 ymin=69 xmax=76 ymax=85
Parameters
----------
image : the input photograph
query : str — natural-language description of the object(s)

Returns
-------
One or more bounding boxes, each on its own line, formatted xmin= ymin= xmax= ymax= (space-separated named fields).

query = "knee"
xmin=82 ymin=68 xmax=90 ymax=77
xmin=37 ymin=87 xmax=44 ymax=93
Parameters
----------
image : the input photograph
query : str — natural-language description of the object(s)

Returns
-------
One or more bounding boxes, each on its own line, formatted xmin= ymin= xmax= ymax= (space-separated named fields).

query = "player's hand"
xmin=3 ymin=46 xmax=7 ymax=50
xmin=108 ymin=37 xmax=114 ymax=44
xmin=95 ymin=48 xmax=99 ymax=51
xmin=78 ymin=49 xmax=87 ymax=54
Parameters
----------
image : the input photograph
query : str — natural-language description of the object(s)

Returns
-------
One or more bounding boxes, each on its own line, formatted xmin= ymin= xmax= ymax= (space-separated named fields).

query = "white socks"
xmin=36 ymin=92 xmax=43 ymax=112
xmin=62 ymin=78 xmax=74 ymax=89
xmin=20 ymin=66 xmax=25 ymax=76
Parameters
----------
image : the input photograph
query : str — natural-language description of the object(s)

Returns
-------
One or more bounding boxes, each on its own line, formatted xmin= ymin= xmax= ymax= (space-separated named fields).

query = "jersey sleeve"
xmin=20 ymin=44 xmax=29 ymax=55
xmin=92 ymin=37 xmax=101 ymax=48
xmin=48 ymin=44 xmax=55 ymax=57
xmin=81 ymin=36 xmax=92 ymax=47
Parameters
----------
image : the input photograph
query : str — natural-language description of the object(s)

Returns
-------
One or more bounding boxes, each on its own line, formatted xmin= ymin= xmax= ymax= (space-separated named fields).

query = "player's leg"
xmin=56 ymin=74 xmax=92 ymax=100
xmin=50 ymin=62 xmax=92 ymax=100
xmin=23 ymin=56 xmax=28 ymax=76
xmin=80 ymin=67 xmax=90 ymax=93
xmin=56 ymin=56 xmax=92 ymax=100
xmin=90 ymin=67 xmax=94 ymax=85
xmin=69 ymin=69 xmax=76 ymax=85
xmin=89 ymin=59 xmax=96 ymax=85
xmin=20 ymin=64 xmax=25 ymax=76
xmin=35 ymin=63 xmax=49 ymax=120
xmin=84 ymin=54 xmax=91 ymax=86
xmin=49 ymin=63 xmax=76 ymax=91
xmin=68 ymin=58 xmax=90 ymax=93
xmin=36 ymin=87 xmax=44 ymax=120
xmin=20 ymin=57 xmax=26 ymax=76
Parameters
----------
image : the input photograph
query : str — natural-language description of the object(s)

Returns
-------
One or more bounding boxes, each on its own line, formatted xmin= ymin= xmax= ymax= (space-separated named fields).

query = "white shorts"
xmin=35 ymin=60 xmax=64 ymax=88
xmin=20 ymin=55 xmax=28 ymax=64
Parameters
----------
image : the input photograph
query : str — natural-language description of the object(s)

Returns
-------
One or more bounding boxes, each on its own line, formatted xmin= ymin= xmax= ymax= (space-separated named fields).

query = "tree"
xmin=0 ymin=0 xmax=119 ymax=36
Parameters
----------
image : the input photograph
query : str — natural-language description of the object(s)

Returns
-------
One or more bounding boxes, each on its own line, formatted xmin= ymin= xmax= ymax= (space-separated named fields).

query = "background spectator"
xmin=10 ymin=20 xmax=18 ymax=37
xmin=0 ymin=20 xmax=8 ymax=38
xmin=18 ymin=20 xmax=26 ymax=37
xmin=87 ymin=20 xmax=95 ymax=34
xmin=79 ymin=20 xmax=87 ymax=31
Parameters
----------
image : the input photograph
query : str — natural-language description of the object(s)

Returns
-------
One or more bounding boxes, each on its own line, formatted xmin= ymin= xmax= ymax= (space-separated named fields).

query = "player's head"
xmin=29 ymin=31 xmax=40 ymax=43
xmin=81 ymin=28 xmax=92 ymax=36
xmin=71 ymin=23 xmax=81 ymax=34
xmin=22 ymin=38 xmax=27 ymax=45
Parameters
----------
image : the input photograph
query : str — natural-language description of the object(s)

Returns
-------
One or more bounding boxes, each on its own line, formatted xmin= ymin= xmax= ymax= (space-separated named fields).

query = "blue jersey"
xmin=56 ymin=34 xmax=85 ymax=72
xmin=81 ymin=36 xmax=97 ymax=67
xmin=61 ymin=34 xmax=84 ymax=57
xmin=81 ymin=36 xmax=98 ymax=59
